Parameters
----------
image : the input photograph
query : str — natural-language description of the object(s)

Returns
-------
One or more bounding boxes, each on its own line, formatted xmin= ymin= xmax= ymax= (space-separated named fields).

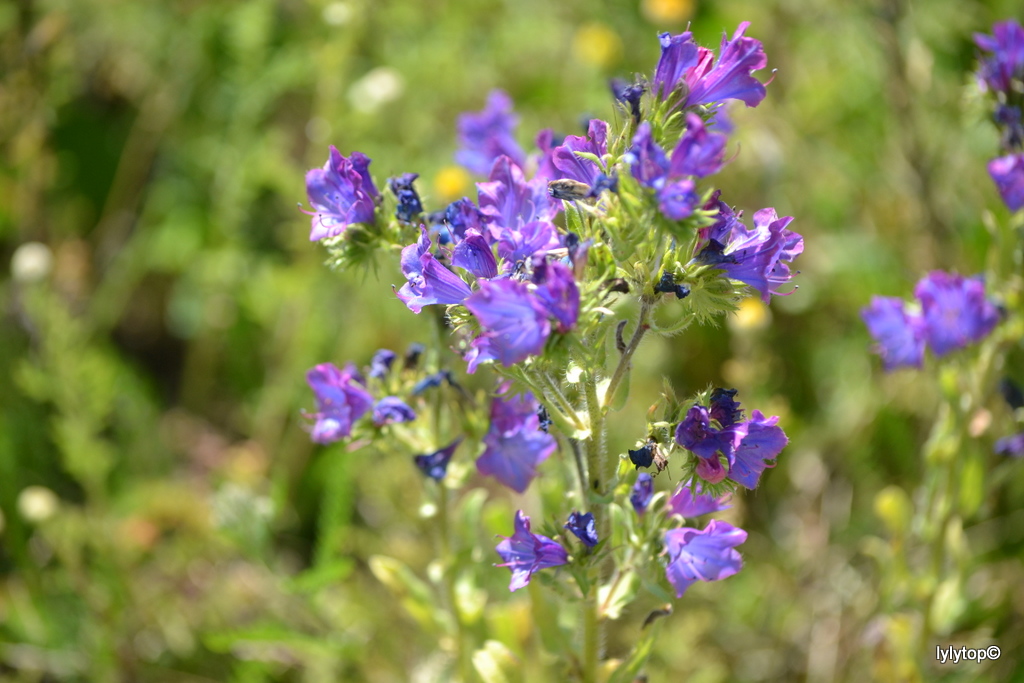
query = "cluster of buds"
xmin=975 ymin=19 xmax=1024 ymax=211
xmin=300 ymin=23 xmax=801 ymax=602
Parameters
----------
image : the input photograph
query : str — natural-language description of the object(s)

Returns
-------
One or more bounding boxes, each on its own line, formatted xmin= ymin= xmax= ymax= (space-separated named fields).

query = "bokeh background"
xmin=2 ymin=0 xmax=1023 ymax=680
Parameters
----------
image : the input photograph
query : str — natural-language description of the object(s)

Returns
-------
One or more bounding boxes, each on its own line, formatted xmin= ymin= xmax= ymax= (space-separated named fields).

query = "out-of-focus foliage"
xmin=1 ymin=0 xmax=1022 ymax=681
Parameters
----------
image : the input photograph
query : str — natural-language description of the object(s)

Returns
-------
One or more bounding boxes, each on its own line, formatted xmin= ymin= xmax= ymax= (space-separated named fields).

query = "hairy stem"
xmin=603 ymin=297 xmax=654 ymax=411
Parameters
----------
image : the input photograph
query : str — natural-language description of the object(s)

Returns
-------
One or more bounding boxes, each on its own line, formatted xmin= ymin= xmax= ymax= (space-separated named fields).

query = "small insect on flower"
xmin=628 ymin=437 xmax=669 ymax=474
xmin=548 ymin=179 xmax=593 ymax=201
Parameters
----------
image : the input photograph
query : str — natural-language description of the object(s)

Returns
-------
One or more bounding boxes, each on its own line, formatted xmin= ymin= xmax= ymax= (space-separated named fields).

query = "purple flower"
xmin=728 ymin=410 xmax=787 ymax=489
xmin=304 ymin=147 xmax=379 ymax=241
xmin=414 ymin=438 xmax=462 ymax=481
xmin=611 ymin=78 xmax=646 ymax=122
xmin=630 ymin=473 xmax=655 ymax=515
xmin=974 ymin=20 xmax=1024 ymax=94
xmin=478 ymin=156 xmax=557 ymax=231
xmin=452 ymin=229 xmax=499 ymax=279
xmin=995 ymin=432 xmax=1024 ymax=458
xmin=627 ymin=122 xmax=670 ymax=187
xmin=675 ymin=405 xmax=748 ymax=462
xmin=652 ymin=31 xmax=700 ymax=99
xmin=696 ymin=200 xmax=803 ymax=302
xmin=532 ymin=259 xmax=580 ymax=333
xmin=676 ymin=390 xmax=787 ymax=488
xmin=861 ymin=296 xmax=926 ymax=370
xmin=476 ymin=392 xmax=557 ymax=493
xmin=372 ymin=396 xmax=416 ymax=426
xmin=395 ymin=228 xmax=472 ymax=313
xmin=411 ymin=370 xmax=454 ymax=395
xmin=667 ymin=480 xmax=731 ymax=518
xmin=495 ymin=510 xmax=568 ymax=591
xmin=663 ymin=520 xmax=747 ymax=598
xmin=551 ymin=119 xmax=609 ymax=185
xmin=683 ymin=22 xmax=770 ymax=109
xmin=565 ymin=511 xmax=598 ymax=547
xmin=668 ymin=114 xmax=728 ymax=179
xmin=464 ymin=279 xmax=552 ymax=367
xmin=988 ymin=154 xmax=1024 ymax=212
xmin=368 ymin=349 xmax=396 ymax=379
xmin=914 ymin=272 xmax=1000 ymax=356
xmin=388 ymin=173 xmax=424 ymax=223
xmin=495 ymin=221 xmax=560 ymax=264
xmin=456 ymin=90 xmax=526 ymax=175
xmin=444 ymin=197 xmax=487 ymax=242
xmin=305 ymin=362 xmax=374 ymax=443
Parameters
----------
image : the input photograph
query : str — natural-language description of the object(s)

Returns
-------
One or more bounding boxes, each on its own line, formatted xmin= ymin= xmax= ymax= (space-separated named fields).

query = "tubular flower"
xmin=495 ymin=510 xmax=568 ymax=591
xmin=988 ymin=153 xmax=1024 ymax=212
xmin=914 ymin=271 xmax=1000 ymax=356
xmin=861 ymin=296 xmax=926 ymax=370
xmin=456 ymin=90 xmax=526 ymax=175
xmin=305 ymin=147 xmax=379 ymax=241
xmin=395 ymin=228 xmax=472 ymax=313
xmin=476 ymin=392 xmax=557 ymax=493
xmin=305 ymin=362 xmax=374 ymax=443
xmin=667 ymin=480 xmax=731 ymax=518
xmin=664 ymin=520 xmax=747 ymax=598
xmin=414 ymin=438 xmax=462 ymax=481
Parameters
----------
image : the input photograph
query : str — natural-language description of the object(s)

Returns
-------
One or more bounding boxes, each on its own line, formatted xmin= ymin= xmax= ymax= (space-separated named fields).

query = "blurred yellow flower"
xmin=642 ymin=0 xmax=694 ymax=25
xmin=434 ymin=165 xmax=471 ymax=203
xmin=572 ymin=23 xmax=622 ymax=70
xmin=728 ymin=297 xmax=771 ymax=332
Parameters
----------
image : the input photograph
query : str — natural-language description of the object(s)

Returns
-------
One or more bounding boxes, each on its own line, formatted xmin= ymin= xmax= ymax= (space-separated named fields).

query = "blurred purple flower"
xmin=861 ymin=296 xmax=926 ymax=370
xmin=414 ymin=438 xmax=462 ymax=481
xmin=395 ymin=228 xmax=472 ymax=313
xmin=495 ymin=510 xmax=568 ymax=591
xmin=974 ymin=20 xmax=1024 ymax=94
xmin=304 ymin=147 xmax=379 ymax=241
xmin=372 ymin=397 xmax=416 ymax=426
xmin=630 ymin=473 xmax=655 ymax=515
xmin=664 ymin=520 xmax=747 ymax=598
xmin=995 ymin=432 xmax=1024 ymax=458
xmin=667 ymin=480 xmax=731 ymax=518
xmin=368 ymin=349 xmax=397 ymax=379
xmin=456 ymin=90 xmax=526 ymax=175
xmin=914 ymin=272 xmax=1000 ymax=356
xmin=988 ymin=153 xmax=1024 ymax=212
xmin=478 ymin=156 xmax=557 ymax=231
xmin=551 ymin=119 xmax=609 ymax=185
xmin=565 ymin=511 xmax=598 ymax=547
xmin=611 ymin=78 xmax=646 ymax=122
xmin=305 ymin=362 xmax=374 ymax=443
xmin=532 ymin=259 xmax=580 ymax=333
xmin=464 ymin=279 xmax=552 ymax=367
xmin=476 ymin=392 xmax=557 ymax=493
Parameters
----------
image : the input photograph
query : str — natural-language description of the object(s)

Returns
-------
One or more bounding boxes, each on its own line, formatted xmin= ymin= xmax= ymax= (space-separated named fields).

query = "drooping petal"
xmin=728 ymin=410 xmax=787 ymax=489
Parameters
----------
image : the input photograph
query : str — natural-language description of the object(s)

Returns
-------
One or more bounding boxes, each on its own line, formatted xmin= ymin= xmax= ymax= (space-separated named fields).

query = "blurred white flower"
xmin=11 ymin=242 xmax=53 ymax=283
xmin=348 ymin=67 xmax=404 ymax=113
xmin=18 ymin=486 xmax=59 ymax=523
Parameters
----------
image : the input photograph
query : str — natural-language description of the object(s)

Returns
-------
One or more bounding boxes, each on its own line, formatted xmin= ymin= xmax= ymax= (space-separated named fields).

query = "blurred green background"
xmin=2 ymin=0 xmax=1023 ymax=680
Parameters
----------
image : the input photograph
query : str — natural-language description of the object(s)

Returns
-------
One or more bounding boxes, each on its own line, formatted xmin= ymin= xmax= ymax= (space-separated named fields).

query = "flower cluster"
xmin=300 ymin=22 xmax=797 ymax=605
xmin=975 ymin=19 xmax=1024 ymax=211
xmin=861 ymin=271 xmax=1000 ymax=371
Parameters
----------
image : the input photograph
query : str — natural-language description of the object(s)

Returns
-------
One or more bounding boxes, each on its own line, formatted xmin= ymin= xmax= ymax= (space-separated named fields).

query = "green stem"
xmin=580 ymin=369 xmax=607 ymax=683
xmin=603 ymin=298 xmax=653 ymax=411
xmin=438 ymin=484 xmax=473 ymax=682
